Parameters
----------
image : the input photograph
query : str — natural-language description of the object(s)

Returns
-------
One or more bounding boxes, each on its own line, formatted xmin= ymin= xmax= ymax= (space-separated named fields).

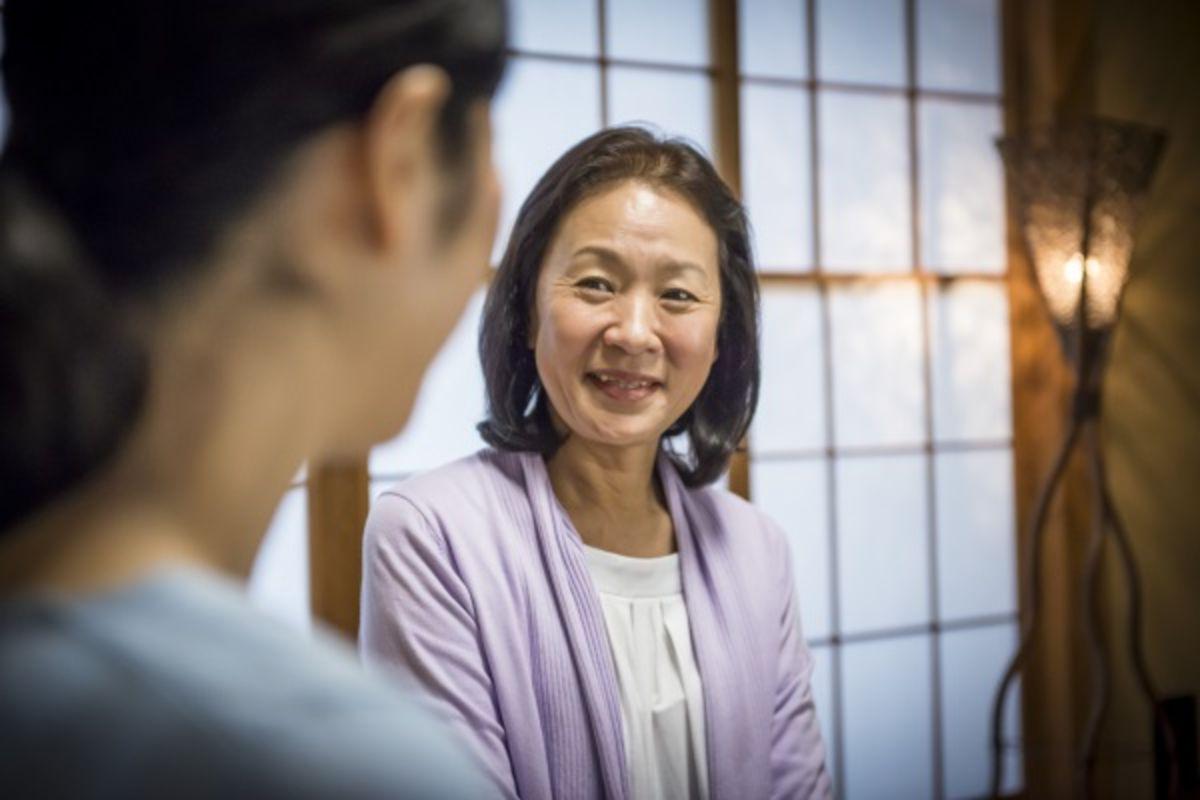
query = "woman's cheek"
xmin=666 ymin=316 xmax=719 ymax=368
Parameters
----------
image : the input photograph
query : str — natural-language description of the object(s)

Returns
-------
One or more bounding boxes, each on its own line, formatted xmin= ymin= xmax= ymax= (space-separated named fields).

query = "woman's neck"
xmin=545 ymin=437 xmax=674 ymax=558
xmin=0 ymin=484 xmax=224 ymax=597
xmin=0 ymin=355 xmax=311 ymax=597
xmin=0 ymin=270 xmax=322 ymax=597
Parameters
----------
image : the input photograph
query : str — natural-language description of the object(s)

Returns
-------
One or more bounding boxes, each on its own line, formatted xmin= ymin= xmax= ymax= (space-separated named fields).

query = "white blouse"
xmin=583 ymin=545 xmax=709 ymax=800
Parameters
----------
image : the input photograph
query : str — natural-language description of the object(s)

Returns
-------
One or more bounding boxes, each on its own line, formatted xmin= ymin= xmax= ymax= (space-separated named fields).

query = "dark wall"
xmin=1092 ymin=1 xmax=1200 ymax=794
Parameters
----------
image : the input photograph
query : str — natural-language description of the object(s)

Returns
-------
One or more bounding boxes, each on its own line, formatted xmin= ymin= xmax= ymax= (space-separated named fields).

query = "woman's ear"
xmin=361 ymin=64 xmax=451 ymax=259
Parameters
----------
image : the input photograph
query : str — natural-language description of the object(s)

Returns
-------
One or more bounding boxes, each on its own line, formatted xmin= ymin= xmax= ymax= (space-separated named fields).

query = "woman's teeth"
xmin=594 ymin=375 xmax=652 ymax=389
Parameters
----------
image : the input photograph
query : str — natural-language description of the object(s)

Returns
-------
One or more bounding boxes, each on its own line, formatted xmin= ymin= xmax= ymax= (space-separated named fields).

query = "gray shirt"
xmin=0 ymin=568 xmax=485 ymax=799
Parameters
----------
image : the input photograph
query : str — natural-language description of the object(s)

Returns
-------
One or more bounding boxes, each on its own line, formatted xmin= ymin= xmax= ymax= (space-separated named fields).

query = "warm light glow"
xmin=1062 ymin=253 xmax=1102 ymax=285
xmin=998 ymin=119 xmax=1166 ymax=338
xmin=1038 ymin=250 xmax=1125 ymax=328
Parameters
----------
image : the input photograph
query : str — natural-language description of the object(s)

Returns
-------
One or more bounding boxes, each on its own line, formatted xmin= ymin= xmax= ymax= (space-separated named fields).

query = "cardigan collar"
xmin=519 ymin=451 xmax=630 ymax=800
xmin=518 ymin=449 xmax=765 ymax=800
xmin=663 ymin=458 xmax=768 ymax=800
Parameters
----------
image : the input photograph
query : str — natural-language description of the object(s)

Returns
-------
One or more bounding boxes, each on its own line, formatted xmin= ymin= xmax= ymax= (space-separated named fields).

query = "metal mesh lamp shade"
xmin=997 ymin=118 xmax=1166 ymax=353
xmin=988 ymin=116 xmax=1174 ymax=799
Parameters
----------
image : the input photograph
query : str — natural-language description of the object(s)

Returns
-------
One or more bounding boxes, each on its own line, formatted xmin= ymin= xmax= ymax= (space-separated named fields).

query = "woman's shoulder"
xmin=367 ymin=448 xmax=537 ymax=543
xmin=363 ymin=450 xmax=548 ymax=598
xmin=0 ymin=569 xmax=483 ymax=797
xmin=681 ymin=478 xmax=779 ymax=530
xmin=678 ymin=480 xmax=790 ymax=563
xmin=375 ymin=448 xmax=522 ymax=509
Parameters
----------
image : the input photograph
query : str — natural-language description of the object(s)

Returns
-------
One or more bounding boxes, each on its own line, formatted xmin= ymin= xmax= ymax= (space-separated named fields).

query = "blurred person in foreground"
xmin=361 ymin=127 xmax=832 ymax=800
xmin=0 ymin=1 xmax=505 ymax=797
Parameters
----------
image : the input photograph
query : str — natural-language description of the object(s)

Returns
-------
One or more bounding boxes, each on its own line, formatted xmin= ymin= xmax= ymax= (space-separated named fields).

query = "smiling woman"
xmin=480 ymin=127 xmax=760 ymax=488
xmin=360 ymin=127 xmax=832 ymax=800
xmin=533 ymin=181 xmax=721 ymax=456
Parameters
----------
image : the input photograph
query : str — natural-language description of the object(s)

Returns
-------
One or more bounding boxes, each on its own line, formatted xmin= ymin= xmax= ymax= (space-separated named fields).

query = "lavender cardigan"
xmin=360 ymin=449 xmax=831 ymax=800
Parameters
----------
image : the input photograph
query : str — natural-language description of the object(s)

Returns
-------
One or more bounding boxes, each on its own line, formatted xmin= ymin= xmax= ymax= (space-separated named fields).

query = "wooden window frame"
xmin=306 ymin=6 xmax=1050 ymax=798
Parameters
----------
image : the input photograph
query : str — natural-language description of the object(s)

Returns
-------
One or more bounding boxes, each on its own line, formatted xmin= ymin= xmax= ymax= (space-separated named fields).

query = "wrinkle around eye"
xmin=574 ymin=276 xmax=616 ymax=295
xmin=661 ymin=288 xmax=699 ymax=303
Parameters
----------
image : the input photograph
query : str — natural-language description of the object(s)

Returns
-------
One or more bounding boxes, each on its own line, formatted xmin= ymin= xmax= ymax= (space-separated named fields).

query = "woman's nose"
xmin=603 ymin=294 xmax=660 ymax=354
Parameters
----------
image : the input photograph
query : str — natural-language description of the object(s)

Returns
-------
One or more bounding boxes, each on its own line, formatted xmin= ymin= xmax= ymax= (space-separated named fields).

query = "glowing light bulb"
xmin=1063 ymin=253 xmax=1102 ymax=285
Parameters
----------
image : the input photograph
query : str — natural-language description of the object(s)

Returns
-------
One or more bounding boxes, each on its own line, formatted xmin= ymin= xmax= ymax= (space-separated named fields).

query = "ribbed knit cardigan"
xmin=360 ymin=448 xmax=831 ymax=800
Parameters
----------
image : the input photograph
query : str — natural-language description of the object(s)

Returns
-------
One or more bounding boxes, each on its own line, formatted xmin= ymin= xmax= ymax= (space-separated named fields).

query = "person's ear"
xmin=361 ymin=64 xmax=451 ymax=260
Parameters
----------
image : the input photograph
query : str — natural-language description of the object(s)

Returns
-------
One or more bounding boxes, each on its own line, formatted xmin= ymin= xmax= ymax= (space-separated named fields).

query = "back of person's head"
xmin=0 ymin=1 xmax=507 ymax=533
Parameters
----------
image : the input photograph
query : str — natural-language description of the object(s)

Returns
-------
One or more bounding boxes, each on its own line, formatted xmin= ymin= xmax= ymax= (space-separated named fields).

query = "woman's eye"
xmin=662 ymin=288 xmax=698 ymax=303
xmin=576 ymin=277 xmax=614 ymax=293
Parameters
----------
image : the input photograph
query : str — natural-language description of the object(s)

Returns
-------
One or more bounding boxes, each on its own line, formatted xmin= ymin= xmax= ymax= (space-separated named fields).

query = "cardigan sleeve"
xmin=359 ymin=492 xmax=520 ymax=800
xmin=766 ymin=517 xmax=834 ymax=800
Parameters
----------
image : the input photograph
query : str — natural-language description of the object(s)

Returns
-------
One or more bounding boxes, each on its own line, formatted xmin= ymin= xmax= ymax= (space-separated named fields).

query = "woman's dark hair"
xmin=478 ymin=126 xmax=760 ymax=487
xmin=0 ymin=0 xmax=508 ymax=532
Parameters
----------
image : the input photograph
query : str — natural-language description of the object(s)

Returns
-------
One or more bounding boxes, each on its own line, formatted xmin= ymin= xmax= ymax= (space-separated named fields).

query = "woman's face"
xmin=531 ymin=180 xmax=721 ymax=451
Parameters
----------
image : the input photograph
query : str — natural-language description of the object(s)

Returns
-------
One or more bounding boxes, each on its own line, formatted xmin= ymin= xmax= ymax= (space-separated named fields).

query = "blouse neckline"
xmin=582 ymin=545 xmax=682 ymax=598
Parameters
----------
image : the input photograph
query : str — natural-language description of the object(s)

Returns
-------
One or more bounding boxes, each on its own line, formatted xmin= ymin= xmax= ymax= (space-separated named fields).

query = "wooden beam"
xmin=709 ymin=0 xmax=742 ymax=197
xmin=709 ymin=0 xmax=751 ymax=500
xmin=1002 ymin=0 xmax=1099 ymax=796
xmin=307 ymin=460 xmax=370 ymax=641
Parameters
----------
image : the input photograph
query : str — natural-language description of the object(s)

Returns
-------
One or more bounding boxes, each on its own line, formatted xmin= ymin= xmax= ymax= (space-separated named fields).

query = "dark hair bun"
xmin=0 ymin=168 xmax=148 ymax=532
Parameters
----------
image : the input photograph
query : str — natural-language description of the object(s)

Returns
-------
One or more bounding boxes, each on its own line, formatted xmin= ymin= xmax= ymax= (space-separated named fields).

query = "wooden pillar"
xmin=307 ymin=460 xmax=370 ymax=640
xmin=1002 ymin=0 xmax=1100 ymax=796
xmin=710 ymin=0 xmax=742 ymax=196
xmin=710 ymin=0 xmax=750 ymax=500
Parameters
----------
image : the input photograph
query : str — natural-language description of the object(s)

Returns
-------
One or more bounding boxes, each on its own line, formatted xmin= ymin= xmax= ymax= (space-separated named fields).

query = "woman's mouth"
xmin=586 ymin=371 xmax=662 ymax=403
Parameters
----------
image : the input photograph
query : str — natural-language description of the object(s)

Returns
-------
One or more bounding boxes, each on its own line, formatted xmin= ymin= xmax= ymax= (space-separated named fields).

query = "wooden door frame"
xmin=1002 ymin=0 xmax=1099 ymax=795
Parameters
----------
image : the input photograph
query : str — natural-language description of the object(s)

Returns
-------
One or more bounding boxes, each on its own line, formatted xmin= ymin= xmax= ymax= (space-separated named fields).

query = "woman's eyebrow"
xmin=571 ymin=245 xmax=709 ymax=280
xmin=658 ymin=260 xmax=710 ymax=281
xmin=570 ymin=244 xmax=625 ymax=267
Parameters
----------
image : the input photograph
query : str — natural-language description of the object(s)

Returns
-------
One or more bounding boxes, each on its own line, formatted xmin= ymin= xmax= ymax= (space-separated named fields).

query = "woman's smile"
xmin=585 ymin=369 xmax=664 ymax=404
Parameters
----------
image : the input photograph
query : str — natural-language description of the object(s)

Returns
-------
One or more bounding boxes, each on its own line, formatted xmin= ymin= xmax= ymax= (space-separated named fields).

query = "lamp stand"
xmin=988 ymin=324 xmax=1179 ymax=798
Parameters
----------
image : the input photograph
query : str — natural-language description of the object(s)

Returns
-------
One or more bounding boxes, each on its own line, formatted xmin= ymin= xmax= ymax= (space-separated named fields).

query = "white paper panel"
xmin=940 ymin=624 xmax=1023 ymax=798
xmin=935 ymin=449 xmax=1017 ymax=621
xmin=929 ymin=280 xmax=1012 ymax=442
xmin=751 ymin=459 xmax=832 ymax=639
xmin=836 ymin=454 xmax=930 ymax=634
xmin=738 ymin=0 xmax=808 ymax=78
xmin=606 ymin=0 xmax=710 ymax=66
xmin=842 ymin=635 xmax=934 ymax=800
xmin=919 ymin=99 xmax=1006 ymax=272
xmin=819 ymin=92 xmax=912 ymax=271
xmin=817 ymin=0 xmax=906 ymax=87
xmin=370 ymin=289 xmax=488 ymax=475
xmin=917 ymin=0 xmax=1001 ymax=94
xmin=248 ymin=487 xmax=310 ymax=633
xmin=493 ymin=58 xmax=602 ymax=262
xmin=607 ymin=67 xmax=714 ymax=157
xmin=511 ymin=0 xmax=599 ymax=57
xmin=754 ymin=285 xmax=826 ymax=454
xmin=828 ymin=282 xmax=925 ymax=448
xmin=741 ymin=83 xmax=813 ymax=271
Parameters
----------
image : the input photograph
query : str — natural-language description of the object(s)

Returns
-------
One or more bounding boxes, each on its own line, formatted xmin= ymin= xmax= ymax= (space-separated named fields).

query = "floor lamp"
xmin=987 ymin=117 xmax=1174 ymax=798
